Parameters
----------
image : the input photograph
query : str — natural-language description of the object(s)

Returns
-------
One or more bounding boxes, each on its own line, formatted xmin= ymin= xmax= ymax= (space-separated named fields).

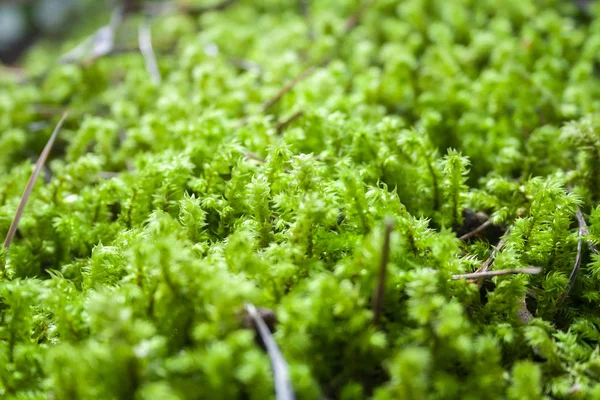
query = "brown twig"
xmin=3 ymin=112 xmax=69 ymax=249
xmin=452 ymin=267 xmax=541 ymax=280
xmin=138 ymin=18 xmax=162 ymax=85
xmin=459 ymin=219 xmax=493 ymax=241
xmin=245 ymin=304 xmax=295 ymax=400
xmin=276 ymin=110 xmax=304 ymax=134
xmin=372 ymin=217 xmax=395 ymax=326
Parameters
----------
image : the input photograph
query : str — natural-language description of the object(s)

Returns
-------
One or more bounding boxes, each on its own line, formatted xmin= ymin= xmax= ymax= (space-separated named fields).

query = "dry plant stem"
xmin=238 ymin=0 xmax=372 ymax=128
xmin=276 ymin=110 xmax=304 ymax=134
xmin=138 ymin=18 xmax=162 ymax=85
xmin=475 ymin=228 xmax=511 ymax=288
xmin=452 ymin=267 xmax=541 ymax=280
xmin=342 ymin=0 xmax=373 ymax=34
xmin=146 ymin=0 xmax=238 ymax=16
xmin=557 ymin=207 xmax=593 ymax=306
xmin=459 ymin=219 xmax=493 ymax=241
xmin=372 ymin=218 xmax=395 ymax=326
xmin=3 ymin=112 xmax=69 ymax=249
xmin=246 ymin=152 xmax=266 ymax=163
xmin=261 ymin=67 xmax=316 ymax=113
xmin=245 ymin=304 xmax=295 ymax=400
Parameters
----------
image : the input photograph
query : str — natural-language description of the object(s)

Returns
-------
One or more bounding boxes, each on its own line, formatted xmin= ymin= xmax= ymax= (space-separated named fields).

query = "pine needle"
xmin=3 ymin=112 xmax=69 ymax=249
xmin=245 ymin=304 xmax=295 ymax=400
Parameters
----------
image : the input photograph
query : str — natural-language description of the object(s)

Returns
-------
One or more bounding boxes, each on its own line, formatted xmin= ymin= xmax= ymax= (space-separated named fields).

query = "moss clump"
xmin=4 ymin=0 xmax=600 ymax=398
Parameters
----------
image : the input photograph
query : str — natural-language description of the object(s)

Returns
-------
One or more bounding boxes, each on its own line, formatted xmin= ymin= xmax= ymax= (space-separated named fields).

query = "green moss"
xmin=3 ymin=0 xmax=600 ymax=398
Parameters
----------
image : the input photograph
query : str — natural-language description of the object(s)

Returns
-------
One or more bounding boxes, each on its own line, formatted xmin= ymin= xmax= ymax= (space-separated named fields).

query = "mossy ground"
xmin=3 ymin=0 xmax=600 ymax=399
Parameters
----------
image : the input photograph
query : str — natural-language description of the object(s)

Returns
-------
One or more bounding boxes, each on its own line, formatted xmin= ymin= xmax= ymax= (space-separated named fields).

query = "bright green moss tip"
xmin=4 ymin=0 xmax=600 ymax=398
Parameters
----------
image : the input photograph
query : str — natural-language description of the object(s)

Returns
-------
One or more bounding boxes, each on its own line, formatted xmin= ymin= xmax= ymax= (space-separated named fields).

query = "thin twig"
xmin=3 ymin=112 xmax=69 ymax=249
xmin=237 ymin=0 xmax=372 ymax=128
xmin=372 ymin=217 xmax=395 ymax=326
xmin=246 ymin=152 xmax=266 ymax=163
xmin=342 ymin=0 xmax=373 ymax=34
xmin=475 ymin=227 xmax=511 ymax=288
xmin=452 ymin=267 xmax=541 ymax=280
xmin=229 ymin=56 xmax=263 ymax=74
xmin=557 ymin=207 xmax=594 ymax=306
xmin=276 ymin=110 xmax=304 ymax=134
xmin=459 ymin=219 xmax=493 ymax=241
xmin=138 ymin=18 xmax=162 ymax=85
xmin=245 ymin=304 xmax=295 ymax=400
xmin=145 ymin=0 xmax=238 ymax=16
xmin=261 ymin=67 xmax=316 ymax=113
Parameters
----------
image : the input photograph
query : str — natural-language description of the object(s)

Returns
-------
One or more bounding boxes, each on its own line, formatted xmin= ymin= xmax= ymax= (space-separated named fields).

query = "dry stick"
xmin=276 ymin=110 xmax=304 ymax=134
xmin=452 ymin=267 xmax=542 ymax=280
xmin=245 ymin=304 xmax=295 ymax=400
xmin=3 ymin=112 xmax=69 ymax=249
xmin=138 ymin=18 xmax=162 ymax=85
xmin=372 ymin=218 xmax=395 ymax=326
xmin=459 ymin=219 xmax=493 ymax=241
